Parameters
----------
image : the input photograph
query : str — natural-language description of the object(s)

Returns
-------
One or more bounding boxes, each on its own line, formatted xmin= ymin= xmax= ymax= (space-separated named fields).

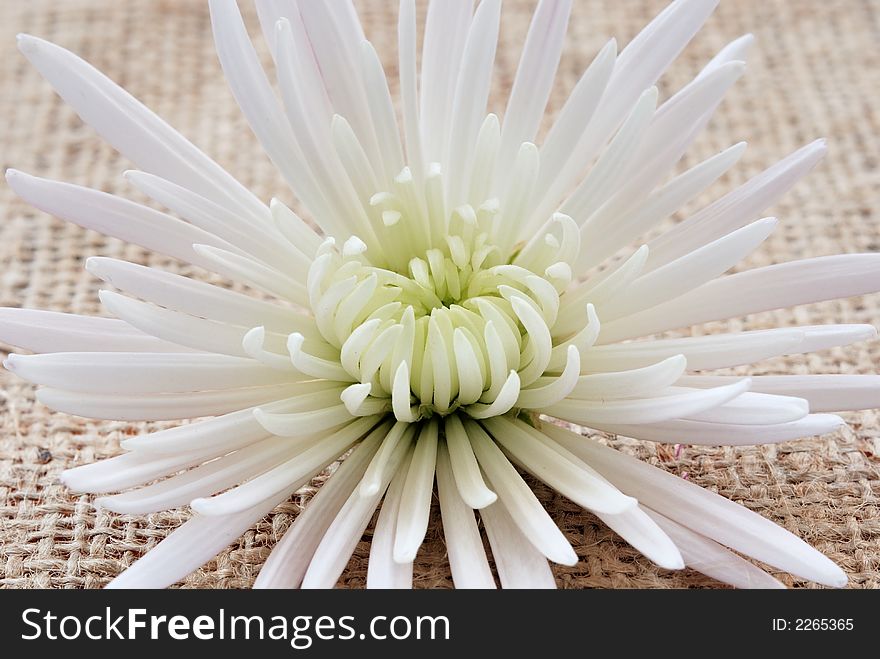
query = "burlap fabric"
xmin=0 ymin=0 xmax=878 ymax=589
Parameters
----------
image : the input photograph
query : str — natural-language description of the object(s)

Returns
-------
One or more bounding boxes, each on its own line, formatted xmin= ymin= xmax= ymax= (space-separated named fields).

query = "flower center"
xmin=297 ymin=164 xmax=586 ymax=422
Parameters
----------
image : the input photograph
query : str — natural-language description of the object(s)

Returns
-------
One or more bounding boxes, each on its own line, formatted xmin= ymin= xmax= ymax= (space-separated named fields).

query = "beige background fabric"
xmin=0 ymin=0 xmax=878 ymax=589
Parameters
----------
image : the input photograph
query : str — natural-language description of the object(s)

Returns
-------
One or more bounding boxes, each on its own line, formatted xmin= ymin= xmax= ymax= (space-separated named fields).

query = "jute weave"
xmin=0 ymin=0 xmax=878 ymax=588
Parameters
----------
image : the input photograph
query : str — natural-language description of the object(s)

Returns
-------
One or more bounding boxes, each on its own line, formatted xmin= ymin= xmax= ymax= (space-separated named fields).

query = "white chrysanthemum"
xmin=2 ymin=0 xmax=878 ymax=589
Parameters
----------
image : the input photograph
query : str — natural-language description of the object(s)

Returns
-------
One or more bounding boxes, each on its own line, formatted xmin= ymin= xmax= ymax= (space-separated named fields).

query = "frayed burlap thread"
xmin=1 ymin=0 xmax=878 ymax=589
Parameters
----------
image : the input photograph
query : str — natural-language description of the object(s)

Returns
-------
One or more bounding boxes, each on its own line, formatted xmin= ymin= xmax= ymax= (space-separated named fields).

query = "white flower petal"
xmin=480 ymin=501 xmax=556 ymax=589
xmin=124 ymin=170 xmax=300 ymax=270
xmin=499 ymin=0 xmax=572 ymax=169
xmin=208 ymin=0 xmax=340 ymax=232
xmin=0 ymin=308 xmax=186 ymax=354
xmin=388 ymin=362 xmax=417 ymax=423
xmin=359 ymin=322 xmax=405 ymax=385
xmin=341 ymin=382 xmax=373 ymax=417
xmin=509 ymin=295 xmax=552 ymax=386
xmin=464 ymin=370 xmax=521 ymax=419
xmin=571 ymin=355 xmax=688 ymax=399
xmin=4 ymin=352 xmax=293 ymax=394
xmin=38 ymin=382 xmax=306 ymax=422
xmin=301 ymin=434 xmax=414 ymax=589
xmin=426 ymin=314 xmax=455 ymax=412
xmin=562 ymin=87 xmax=658 ymax=227
xmin=467 ymin=419 xmax=577 ymax=566
xmin=589 ymin=413 xmax=845 ymax=446
xmin=98 ymin=435 xmax=309 ymax=514
xmin=368 ymin=449 xmax=415 ymax=589
xmin=454 ymin=328 xmax=485 ymax=406
xmin=254 ymin=422 xmax=389 ymax=589
xmin=419 ymin=0 xmax=473 ymax=164
xmin=6 ymin=170 xmax=233 ymax=269
xmin=546 ymin=305 xmax=600 ymax=372
xmin=446 ymin=0 xmax=502 ymax=207
xmin=517 ymin=345 xmax=581 ymax=409
xmin=269 ymin=198 xmax=325 ymax=257
xmin=119 ymin=394 xmax=334 ymax=455
xmin=683 ymin=391 xmax=809 ymax=425
xmin=254 ymin=405 xmax=370 ymax=439
xmin=393 ymin=419 xmax=439 ymax=563
xmin=99 ymin=289 xmax=287 ymax=358
xmin=516 ymin=212 xmax=581 ymax=273
xmin=463 ymin=117 xmax=501 ymax=212
xmin=255 ymin=1 xmax=331 ymax=113
xmin=278 ymin=20 xmax=383 ymax=252
xmin=296 ymin=1 xmax=383 ymax=185
xmin=495 ymin=142 xmax=540 ymax=253
xmin=332 ymin=119 xmax=383 ymax=237
xmin=600 ymin=254 xmax=880 ymax=343
xmin=555 ymin=246 xmax=648 ymax=337
xmin=680 ymin=374 xmax=880 ymax=413
xmin=360 ymin=423 xmax=417 ymax=498
xmin=444 ymin=415 xmax=498 ymax=510
xmin=596 ymin=217 xmax=778 ymax=322
xmin=644 ymin=507 xmax=786 ymax=589
xmin=106 ymin=490 xmax=289 ymax=589
xmin=595 ymin=506 xmax=684 ymax=570
xmin=532 ymin=38 xmax=616 ymax=222
xmin=361 ymin=41 xmax=406 ymax=184
xmin=545 ymin=379 xmax=750 ymax=426
xmin=287 ymin=333 xmax=352 ymax=382
xmin=587 ymin=328 xmax=805 ymax=371
xmin=647 ymin=140 xmax=828 ymax=270
xmin=397 ymin=0 xmax=424 ymax=182
xmin=535 ymin=0 xmax=719 ymax=224
xmin=696 ymin=34 xmax=755 ymax=81
xmin=576 ymin=142 xmax=746 ymax=272
xmin=15 ymin=34 xmax=266 ymax=222
xmin=482 ymin=416 xmax=636 ymax=516
xmin=120 ymin=410 xmax=265 ymax=454
xmin=790 ymin=324 xmax=879 ymax=352
xmin=243 ymin=326 xmax=300 ymax=371
xmin=609 ymin=0 xmax=720 ymax=126
xmin=86 ymin=257 xmax=316 ymax=339
xmin=192 ymin=416 xmax=381 ymax=516
xmin=61 ymin=448 xmax=220 ymax=495
xmin=193 ymin=244 xmax=309 ymax=307
xmin=471 ymin=298 xmax=522 ymax=363
xmin=435 ymin=442 xmax=496 ymax=589
xmin=628 ymin=61 xmax=746 ymax=186
xmin=544 ymin=423 xmax=848 ymax=587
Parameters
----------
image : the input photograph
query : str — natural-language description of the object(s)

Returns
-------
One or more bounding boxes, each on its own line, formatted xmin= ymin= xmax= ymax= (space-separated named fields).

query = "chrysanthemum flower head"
xmin=2 ymin=0 xmax=878 ymax=589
